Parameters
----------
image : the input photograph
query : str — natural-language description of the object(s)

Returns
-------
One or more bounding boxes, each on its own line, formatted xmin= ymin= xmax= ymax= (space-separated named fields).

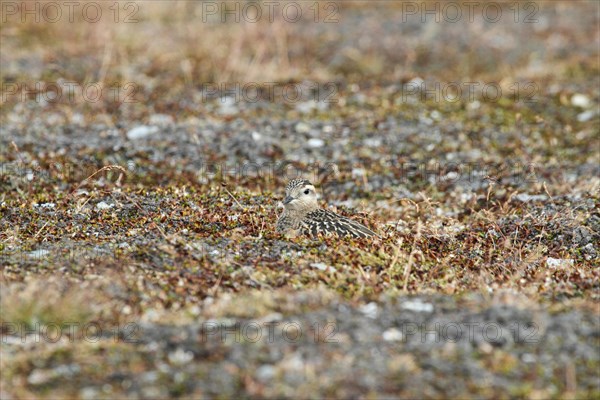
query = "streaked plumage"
xmin=276 ymin=179 xmax=377 ymax=238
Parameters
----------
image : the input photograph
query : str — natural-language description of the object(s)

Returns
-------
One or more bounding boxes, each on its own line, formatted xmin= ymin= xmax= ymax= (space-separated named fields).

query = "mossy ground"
xmin=1 ymin=2 xmax=599 ymax=398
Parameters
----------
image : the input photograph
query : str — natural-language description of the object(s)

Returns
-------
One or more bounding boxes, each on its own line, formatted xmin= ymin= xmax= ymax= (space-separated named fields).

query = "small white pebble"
xmin=401 ymin=299 xmax=434 ymax=313
xmin=126 ymin=125 xmax=159 ymax=140
xmin=351 ymin=168 xmax=366 ymax=178
xmin=359 ymin=302 xmax=379 ymax=319
xmin=307 ymin=138 xmax=325 ymax=148
xmin=407 ymin=77 xmax=424 ymax=87
xmin=577 ymin=110 xmax=596 ymax=122
xmin=27 ymin=249 xmax=50 ymax=259
xmin=571 ymin=93 xmax=590 ymax=108
xmin=514 ymin=193 xmax=548 ymax=202
xmin=295 ymin=101 xmax=318 ymax=114
xmin=382 ymin=328 xmax=404 ymax=342
xmin=294 ymin=122 xmax=311 ymax=133
xmin=310 ymin=262 xmax=327 ymax=270
xmin=255 ymin=365 xmax=276 ymax=382
xmin=546 ymin=257 xmax=574 ymax=269
xmin=28 ymin=370 xmax=52 ymax=385
xmin=310 ymin=262 xmax=335 ymax=273
xmin=149 ymin=114 xmax=174 ymax=126
xmin=468 ymin=100 xmax=481 ymax=110
xmin=168 ymin=348 xmax=194 ymax=365
xmin=364 ymin=137 xmax=382 ymax=147
xmin=96 ymin=201 xmax=113 ymax=210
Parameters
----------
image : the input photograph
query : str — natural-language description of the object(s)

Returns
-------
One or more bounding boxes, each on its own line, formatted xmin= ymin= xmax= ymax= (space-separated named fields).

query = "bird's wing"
xmin=303 ymin=208 xmax=377 ymax=238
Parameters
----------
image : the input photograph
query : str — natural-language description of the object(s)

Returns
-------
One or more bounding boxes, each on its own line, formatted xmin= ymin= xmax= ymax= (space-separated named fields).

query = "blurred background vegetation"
xmin=2 ymin=1 xmax=598 ymax=117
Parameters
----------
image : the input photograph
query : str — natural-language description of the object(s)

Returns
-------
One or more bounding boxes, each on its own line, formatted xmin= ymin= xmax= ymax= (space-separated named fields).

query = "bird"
xmin=276 ymin=179 xmax=377 ymax=238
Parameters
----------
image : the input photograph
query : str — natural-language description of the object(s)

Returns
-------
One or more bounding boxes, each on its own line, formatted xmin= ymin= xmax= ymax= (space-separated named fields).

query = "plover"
xmin=276 ymin=179 xmax=377 ymax=238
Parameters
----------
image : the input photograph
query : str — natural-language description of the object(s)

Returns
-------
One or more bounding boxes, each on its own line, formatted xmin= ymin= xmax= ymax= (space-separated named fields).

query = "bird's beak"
xmin=283 ymin=196 xmax=294 ymax=205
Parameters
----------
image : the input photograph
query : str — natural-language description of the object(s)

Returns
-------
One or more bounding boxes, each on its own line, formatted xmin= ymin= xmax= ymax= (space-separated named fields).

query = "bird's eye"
xmin=304 ymin=189 xmax=310 ymax=195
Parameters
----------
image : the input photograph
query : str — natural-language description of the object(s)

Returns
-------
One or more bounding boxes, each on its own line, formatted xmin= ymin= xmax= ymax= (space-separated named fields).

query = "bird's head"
xmin=282 ymin=179 xmax=319 ymax=212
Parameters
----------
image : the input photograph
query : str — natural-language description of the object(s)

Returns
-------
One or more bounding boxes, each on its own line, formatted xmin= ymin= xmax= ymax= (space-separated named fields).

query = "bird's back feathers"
xmin=277 ymin=207 xmax=377 ymax=238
